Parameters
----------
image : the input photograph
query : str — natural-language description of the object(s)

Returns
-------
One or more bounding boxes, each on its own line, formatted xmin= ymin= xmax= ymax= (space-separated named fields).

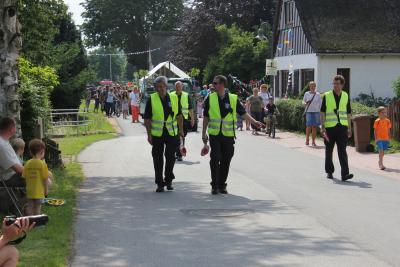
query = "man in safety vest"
xmin=144 ymin=76 xmax=184 ymax=192
xmin=320 ymin=75 xmax=354 ymax=181
xmin=202 ymin=75 xmax=264 ymax=195
xmin=171 ymin=81 xmax=195 ymax=161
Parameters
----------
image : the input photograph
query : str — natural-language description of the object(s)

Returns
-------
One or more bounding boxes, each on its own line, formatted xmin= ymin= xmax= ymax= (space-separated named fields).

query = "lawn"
xmin=14 ymin=107 xmax=116 ymax=267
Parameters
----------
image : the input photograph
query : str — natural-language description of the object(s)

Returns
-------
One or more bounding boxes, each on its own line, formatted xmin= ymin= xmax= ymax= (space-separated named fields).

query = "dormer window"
xmin=284 ymin=1 xmax=294 ymax=25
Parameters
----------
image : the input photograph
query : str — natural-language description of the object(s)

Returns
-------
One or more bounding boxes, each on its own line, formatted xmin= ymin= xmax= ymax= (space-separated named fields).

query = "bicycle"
xmin=113 ymin=100 xmax=121 ymax=118
xmin=265 ymin=114 xmax=277 ymax=139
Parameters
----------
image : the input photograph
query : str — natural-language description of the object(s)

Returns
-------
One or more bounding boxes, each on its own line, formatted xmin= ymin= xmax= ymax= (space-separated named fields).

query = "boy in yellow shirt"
xmin=373 ymin=106 xmax=392 ymax=170
xmin=22 ymin=139 xmax=49 ymax=215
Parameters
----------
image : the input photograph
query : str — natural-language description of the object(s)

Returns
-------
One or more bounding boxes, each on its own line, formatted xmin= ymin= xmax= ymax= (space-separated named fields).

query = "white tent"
xmin=144 ymin=61 xmax=190 ymax=79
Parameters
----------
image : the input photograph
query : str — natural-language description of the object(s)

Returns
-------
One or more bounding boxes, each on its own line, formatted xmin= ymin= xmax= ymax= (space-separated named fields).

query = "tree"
xmin=393 ymin=76 xmax=400 ymax=98
xmin=88 ymin=47 xmax=128 ymax=82
xmin=82 ymin=0 xmax=184 ymax=69
xmin=189 ymin=68 xmax=201 ymax=78
xmin=169 ymin=0 xmax=276 ymax=72
xmin=202 ymin=25 xmax=268 ymax=83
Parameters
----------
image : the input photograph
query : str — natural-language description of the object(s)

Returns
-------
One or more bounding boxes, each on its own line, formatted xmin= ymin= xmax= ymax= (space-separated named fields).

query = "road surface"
xmin=72 ymin=118 xmax=400 ymax=267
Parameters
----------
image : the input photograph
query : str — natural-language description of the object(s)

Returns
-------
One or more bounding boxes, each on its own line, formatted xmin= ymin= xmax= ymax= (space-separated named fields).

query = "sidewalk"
xmin=267 ymin=131 xmax=400 ymax=180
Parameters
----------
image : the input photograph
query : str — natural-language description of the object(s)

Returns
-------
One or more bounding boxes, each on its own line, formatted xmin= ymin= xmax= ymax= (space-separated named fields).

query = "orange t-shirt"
xmin=373 ymin=118 xmax=391 ymax=141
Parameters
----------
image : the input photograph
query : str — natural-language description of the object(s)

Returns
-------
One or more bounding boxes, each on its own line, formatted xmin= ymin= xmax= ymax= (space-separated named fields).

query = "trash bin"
xmin=352 ymin=114 xmax=372 ymax=152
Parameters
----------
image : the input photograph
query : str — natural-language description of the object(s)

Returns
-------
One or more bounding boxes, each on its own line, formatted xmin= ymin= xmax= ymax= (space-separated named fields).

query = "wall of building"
xmin=317 ymin=55 xmax=400 ymax=98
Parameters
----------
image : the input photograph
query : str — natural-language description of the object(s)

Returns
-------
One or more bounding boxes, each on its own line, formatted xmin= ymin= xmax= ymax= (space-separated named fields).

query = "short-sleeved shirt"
xmin=203 ymin=92 xmax=247 ymax=118
xmin=303 ymin=91 xmax=322 ymax=113
xmin=266 ymin=104 xmax=277 ymax=115
xmin=130 ymin=92 xmax=140 ymax=106
xmin=106 ymin=91 xmax=114 ymax=103
xmin=259 ymin=92 xmax=272 ymax=106
xmin=177 ymin=93 xmax=193 ymax=110
xmin=22 ymin=159 xmax=49 ymax=199
xmin=248 ymin=95 xmax=264 ymax=113
xmin=374 ymin=118 xmax=392 ymax=141
xmin=320 ymin=91 xmax=352 ymax=114
xmin=0 ymin=137 xmax=20 ymax=181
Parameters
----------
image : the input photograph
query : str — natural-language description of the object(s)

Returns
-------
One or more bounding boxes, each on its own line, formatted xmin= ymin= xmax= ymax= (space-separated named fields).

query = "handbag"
xmin=303 ymin=92 xmax=317 ymax=117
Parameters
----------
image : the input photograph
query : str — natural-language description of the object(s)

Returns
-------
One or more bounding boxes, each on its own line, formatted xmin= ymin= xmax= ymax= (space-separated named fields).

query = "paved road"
xmin=72 ymin=118 xmax=400 ymax=267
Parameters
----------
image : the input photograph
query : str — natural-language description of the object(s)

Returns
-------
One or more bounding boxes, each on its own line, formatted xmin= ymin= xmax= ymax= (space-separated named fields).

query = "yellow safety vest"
xmin=208 ymin=92 xmax=237 ymax=137
xmin=171 ymin=91 xmax=189 ymax=120
xmin=151 ymin=93 xmax=179 ymax=137
xmin=324 ymin=90 xmax=349 ymax=128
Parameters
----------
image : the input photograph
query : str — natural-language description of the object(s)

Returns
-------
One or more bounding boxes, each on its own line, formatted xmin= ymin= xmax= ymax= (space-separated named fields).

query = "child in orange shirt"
xmin=373 ymin=106 xmax=392 ymax=170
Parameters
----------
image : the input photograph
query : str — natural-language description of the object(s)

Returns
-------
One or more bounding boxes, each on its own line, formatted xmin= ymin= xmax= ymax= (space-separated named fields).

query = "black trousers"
xmin=209 ymin=135 xmax=235 ymax=189
xmin=152 ymin=133 xmax=179 ymax=186
xmin=2 ymin=174 xmax=25 ymax=187
xmin=324 ymin=125 xmax=350 ymax=177
xmin=176 ymin=120 xmax=189 ymax=158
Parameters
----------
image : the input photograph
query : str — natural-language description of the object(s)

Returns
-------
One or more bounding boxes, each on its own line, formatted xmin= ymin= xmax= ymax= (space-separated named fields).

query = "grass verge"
xmin=14 ymin=107 xmax=116 ymax=266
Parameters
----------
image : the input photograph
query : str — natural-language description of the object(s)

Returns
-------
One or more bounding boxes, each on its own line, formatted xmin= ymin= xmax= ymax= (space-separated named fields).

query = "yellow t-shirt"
xmin=22 ymin=159 xmax=49 ymax=199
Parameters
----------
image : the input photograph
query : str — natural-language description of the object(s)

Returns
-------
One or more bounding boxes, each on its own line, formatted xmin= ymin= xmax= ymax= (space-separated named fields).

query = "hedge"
xmin=275 ymin=99 xmax=377 ymax=133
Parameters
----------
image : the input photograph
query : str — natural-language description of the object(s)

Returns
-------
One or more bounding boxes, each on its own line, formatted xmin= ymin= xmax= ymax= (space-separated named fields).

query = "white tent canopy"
xmin=144 ymin=61 xmax=190 ymax=79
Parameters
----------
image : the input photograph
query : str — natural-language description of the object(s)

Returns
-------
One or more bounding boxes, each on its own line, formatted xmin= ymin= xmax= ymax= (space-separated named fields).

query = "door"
xmin=337 ymin=68 xmax=350 ymax=94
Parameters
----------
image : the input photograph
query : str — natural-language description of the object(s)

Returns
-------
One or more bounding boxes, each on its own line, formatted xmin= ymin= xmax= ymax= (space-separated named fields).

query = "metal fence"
xmin=388 ymin=100 xmax=400 ymax=140
xmin=48 ymin=109 xmax=92 ymax=137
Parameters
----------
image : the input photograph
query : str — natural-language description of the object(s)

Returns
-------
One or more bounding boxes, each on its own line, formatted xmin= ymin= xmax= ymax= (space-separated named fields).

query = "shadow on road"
xmin=333 ymin=179 xmax=372 ymax=189
xmin=73 ymin=175 xmax=363 ymax=267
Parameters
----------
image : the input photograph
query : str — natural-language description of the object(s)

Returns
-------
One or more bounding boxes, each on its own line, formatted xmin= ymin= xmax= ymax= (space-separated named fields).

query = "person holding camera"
xmin=202 ymin=75 xmax=264 ymax=195
xmin=0 ymin=218 xmax=33 ymax=267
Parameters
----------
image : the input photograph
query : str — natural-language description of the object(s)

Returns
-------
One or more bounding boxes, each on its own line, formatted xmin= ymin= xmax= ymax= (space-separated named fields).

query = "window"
xmin=337 ymin=68 xmax=351 ymax=94
xmin=301 ymin=69 xmax=315 ymax=90
xmin=284 ymin=1 xmax=294 ymax=25
xmin=293 ymin=70 xmax=300 ymax=96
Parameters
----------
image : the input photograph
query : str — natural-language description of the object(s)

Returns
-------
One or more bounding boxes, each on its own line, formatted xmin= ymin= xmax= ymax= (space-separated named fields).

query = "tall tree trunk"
xmin=0 ymin=0 xmax=21 ymax=133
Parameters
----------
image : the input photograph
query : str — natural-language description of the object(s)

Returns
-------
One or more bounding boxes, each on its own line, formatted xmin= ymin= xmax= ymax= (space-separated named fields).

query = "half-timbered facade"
xmin=272 ymin=0 xmax=400 ymax=98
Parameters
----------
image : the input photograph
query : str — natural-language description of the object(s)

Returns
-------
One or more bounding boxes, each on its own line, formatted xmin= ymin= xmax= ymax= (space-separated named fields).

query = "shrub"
xmin=393 ymin=76 xmax=400 ymax=98
xmin=275 ymin=99 xmax=305 ymax=132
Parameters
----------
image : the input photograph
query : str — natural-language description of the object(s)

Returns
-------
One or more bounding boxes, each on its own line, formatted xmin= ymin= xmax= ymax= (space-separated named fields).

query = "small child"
xmin=10 ymin=138 xmax=25 ymax=164
xmin=373 ymin=106 xmax=392 ymax=170
xmin=264 ymin=97 xmax=279 ymax=133
xmin=22 ymin=139 xmax=49 ymax=215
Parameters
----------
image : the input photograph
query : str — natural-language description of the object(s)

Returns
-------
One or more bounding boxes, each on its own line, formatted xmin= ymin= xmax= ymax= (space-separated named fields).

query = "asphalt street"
xmin=72 ymin=117 xmax=400 ymax=267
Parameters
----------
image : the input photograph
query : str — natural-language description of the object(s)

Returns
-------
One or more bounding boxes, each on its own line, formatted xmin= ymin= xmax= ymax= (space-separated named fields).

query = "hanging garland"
xmin=88 ymin=47 xmax=161 ymax=56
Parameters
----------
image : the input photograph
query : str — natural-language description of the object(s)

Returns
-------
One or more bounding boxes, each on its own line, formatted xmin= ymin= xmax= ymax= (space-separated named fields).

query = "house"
xmin=271 ymin=0 xmax=400 ymax=99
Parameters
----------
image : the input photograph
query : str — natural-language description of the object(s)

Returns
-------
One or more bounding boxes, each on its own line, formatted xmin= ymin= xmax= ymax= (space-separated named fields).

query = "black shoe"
xmin=156 ymin=185 xmax=165 ymax=193
xmin=176 ymin=156 xmax=183 ymax=162
xmin=219 ymin=185 xmax=228 ymax=194
xmin=166 ymin=183 xmax=174 ymax=191
xmin=211 ymin=188 xmax=218 ymax=195
xmin=327 ymin=173 xmax=334 ymax=179
xmin=342 ymin=174 xmax=354 ymax=182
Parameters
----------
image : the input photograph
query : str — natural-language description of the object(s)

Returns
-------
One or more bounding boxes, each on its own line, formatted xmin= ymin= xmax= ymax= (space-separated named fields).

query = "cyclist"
xmin=264 ymin=97 xmax=279 ymax=135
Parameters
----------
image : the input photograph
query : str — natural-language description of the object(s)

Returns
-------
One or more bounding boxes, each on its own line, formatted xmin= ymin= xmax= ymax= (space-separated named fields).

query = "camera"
xmin=4 ymin=215 xmax=49 ymax=228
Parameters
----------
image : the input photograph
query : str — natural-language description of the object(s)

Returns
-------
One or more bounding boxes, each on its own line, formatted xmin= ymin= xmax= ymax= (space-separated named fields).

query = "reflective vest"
xmin=171 ymin=91 xmax=189 ymax=120
xmin=151 ymin=93 xmax=178 ymax=137
xmin=324 ymin=90 xmax=349 ymax=128
xmin=208 ymin=92 xmax=237 ymax=137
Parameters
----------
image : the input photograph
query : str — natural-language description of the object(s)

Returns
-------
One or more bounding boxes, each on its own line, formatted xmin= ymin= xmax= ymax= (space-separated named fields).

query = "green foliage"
xmin=275 ymin=99 xmax=306 ymax=132
xmin=353 ymin=92 xmax=393 ymax=107
xmin=203 ymin=25 xmax=268 ymax=84
xmin=189 ymin=68 xmax=201 ymax=78
xmin=134 ymin=69 xmax=149 ymax=79
xmin=88 ymin=46 xmax=127 ymax=81
xmin=20 ymin=0 xmax=91 ymax=110
xmin=18 ymin=58 xmax=59 ymax=140
xmin=82 ymin=0 xmax=183 ymax=69
xmin=351 ymin=102 xmax=377 ymax=116
xmin=392 ymin=76 xmax=400 ymax=98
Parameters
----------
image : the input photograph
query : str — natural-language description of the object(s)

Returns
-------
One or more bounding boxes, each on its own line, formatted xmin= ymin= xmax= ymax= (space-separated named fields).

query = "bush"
xmin=393 ymin=76 xmax=400 ymax=98
xmin=276 ymin=99 xmax=305 ymax=132
xmin=276 ymin=99 xmax=377 ymax=133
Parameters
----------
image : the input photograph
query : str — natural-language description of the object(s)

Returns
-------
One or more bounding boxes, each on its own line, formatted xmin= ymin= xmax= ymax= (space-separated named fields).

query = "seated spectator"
xmin=0 ymin=118 xmax=24 ymax=187
xmin=0 ymin=217 xmax=33 ymax=267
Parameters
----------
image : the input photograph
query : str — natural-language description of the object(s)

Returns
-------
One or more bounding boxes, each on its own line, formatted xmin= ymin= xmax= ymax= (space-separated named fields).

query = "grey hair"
xmin=175 ymin=81 xmax=183 ymax=87
xmin=154 ymin=76 xmax=168 ymax=86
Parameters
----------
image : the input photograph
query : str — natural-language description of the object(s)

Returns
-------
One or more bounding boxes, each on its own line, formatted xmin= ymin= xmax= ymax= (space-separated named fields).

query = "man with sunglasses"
xmin=202 ymin=75 xmax=264 ymax=195
xmin=320 ymin=75 xmax=354 ymax=181
xmin=144 ymin=76 xmax=184 ymax=192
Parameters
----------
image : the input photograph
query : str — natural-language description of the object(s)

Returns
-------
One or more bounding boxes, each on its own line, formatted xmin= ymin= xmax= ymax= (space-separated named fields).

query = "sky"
xmin=64 ymin=0 xmax=85 ymax=26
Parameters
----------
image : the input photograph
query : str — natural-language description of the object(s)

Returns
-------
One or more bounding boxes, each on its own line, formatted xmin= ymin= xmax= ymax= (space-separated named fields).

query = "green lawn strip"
xmin=15 ymin=103 xmax=117 ymax=266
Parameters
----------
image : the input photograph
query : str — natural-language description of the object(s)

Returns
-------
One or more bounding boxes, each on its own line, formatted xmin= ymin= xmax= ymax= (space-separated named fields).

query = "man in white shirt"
xmin=129 ymin=87 xmax=140 ymax=123
xmin=0 ymin=118 xmax=24 ymax=187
